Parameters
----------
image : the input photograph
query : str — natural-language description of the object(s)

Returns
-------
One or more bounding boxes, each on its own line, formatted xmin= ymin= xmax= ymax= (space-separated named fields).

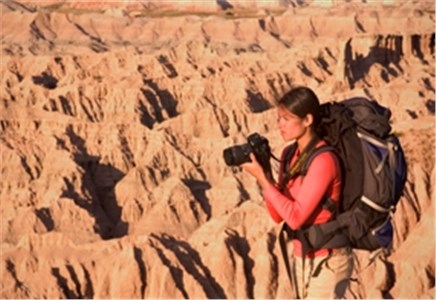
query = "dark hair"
xmin=278 ymin=86 xmax=321 ymax=128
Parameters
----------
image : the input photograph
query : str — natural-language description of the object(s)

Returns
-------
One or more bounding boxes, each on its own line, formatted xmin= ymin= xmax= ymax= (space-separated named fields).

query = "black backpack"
xmin=280 ymin=97 xmax=408 ymax=253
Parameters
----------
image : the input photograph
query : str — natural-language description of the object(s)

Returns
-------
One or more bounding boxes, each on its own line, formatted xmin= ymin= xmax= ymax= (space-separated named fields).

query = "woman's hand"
xmin=241 ymin=153 xmax=272 ymax=190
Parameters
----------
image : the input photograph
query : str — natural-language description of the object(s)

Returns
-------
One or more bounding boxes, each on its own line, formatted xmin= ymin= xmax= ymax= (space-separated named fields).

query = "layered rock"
xmin=1 ymin=0 xmax=435 ymax=298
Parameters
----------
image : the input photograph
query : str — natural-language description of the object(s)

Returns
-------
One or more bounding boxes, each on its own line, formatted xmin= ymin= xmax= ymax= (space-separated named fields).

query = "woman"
xmin=242 ymin=86 xmax=353 ymax=299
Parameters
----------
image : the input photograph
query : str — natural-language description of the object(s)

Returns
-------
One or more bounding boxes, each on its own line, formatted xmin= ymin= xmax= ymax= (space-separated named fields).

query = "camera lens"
xmin=223 ymin=148 xmax=236 ymax=166
xmin=223 ymin=144 xmax=251 ymax=166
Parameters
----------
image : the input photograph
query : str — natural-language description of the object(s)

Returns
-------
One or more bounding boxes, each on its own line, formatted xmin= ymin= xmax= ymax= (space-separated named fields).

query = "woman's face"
xmin=277 ymin=106 xmax=310 ymax=142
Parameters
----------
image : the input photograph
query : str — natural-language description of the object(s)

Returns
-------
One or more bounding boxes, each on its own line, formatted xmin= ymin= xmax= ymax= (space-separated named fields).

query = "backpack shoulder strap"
xmin=279 ymin=143 xmax=336 ymax=191
xmin=282 ymin=142 xmax=298 ymax=175
xmin=300 ymin=145 xmax=337 ymax=176
xmin=278 ymin=143 xmax=298 ymax=192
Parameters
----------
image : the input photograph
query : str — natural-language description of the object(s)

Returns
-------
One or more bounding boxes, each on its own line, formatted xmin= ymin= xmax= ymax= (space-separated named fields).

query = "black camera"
xmin=223 ymin=132 xmax=273 ymax=176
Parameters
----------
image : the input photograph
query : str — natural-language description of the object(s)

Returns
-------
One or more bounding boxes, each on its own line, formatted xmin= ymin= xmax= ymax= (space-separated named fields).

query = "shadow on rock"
xmin=150 ymin=233 xmax=227 ymax=299
xmin=344 ymin=35 xmax=406 ymax=88
xmin=60 ymin=126 xmax=128 ymax=239
xmin=32 ymin=72 xmax=58 ymax=89
xmin=224 ymin=229 xmax=256 ymax=299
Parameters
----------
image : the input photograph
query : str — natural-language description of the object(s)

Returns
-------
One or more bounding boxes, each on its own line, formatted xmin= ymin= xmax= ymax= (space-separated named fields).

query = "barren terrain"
xmin=1 ymin=0 xmax=435 ymax=298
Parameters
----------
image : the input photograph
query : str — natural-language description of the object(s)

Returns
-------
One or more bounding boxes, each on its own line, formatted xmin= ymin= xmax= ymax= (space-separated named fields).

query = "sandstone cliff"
xmin=1 ymin=0 xmax=435 ymax=298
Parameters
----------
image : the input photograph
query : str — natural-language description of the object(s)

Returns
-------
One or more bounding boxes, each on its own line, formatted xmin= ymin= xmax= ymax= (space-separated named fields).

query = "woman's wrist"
xmin=256 ymin=172 xmax=272 ymax=190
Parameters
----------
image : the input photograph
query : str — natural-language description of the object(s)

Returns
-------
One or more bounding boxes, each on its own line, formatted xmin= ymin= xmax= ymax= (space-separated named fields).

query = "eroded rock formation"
xmin=1 ymin=0 xmax=435 ymax=298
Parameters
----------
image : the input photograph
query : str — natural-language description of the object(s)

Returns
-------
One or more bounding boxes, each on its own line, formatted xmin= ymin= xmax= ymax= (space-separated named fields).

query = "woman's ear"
xmin=303 ymin=113 xmax=314 ymax=127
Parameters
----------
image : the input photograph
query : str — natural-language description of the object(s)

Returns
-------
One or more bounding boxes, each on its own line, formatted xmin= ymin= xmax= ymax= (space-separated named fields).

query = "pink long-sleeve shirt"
xmin=263 ymin=140 xmax=342 ymax=257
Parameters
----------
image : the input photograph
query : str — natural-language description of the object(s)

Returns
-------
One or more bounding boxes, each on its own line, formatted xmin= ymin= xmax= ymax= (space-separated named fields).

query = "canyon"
xmin=1 ymin=0 xmax=435 ymax=298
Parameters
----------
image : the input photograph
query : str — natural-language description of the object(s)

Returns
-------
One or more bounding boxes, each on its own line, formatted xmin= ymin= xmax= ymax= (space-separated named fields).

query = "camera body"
xmin=223 ymin=133 xmax=271 ymax=168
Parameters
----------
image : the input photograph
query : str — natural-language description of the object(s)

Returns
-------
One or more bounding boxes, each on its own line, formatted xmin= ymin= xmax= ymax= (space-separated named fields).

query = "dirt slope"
xmin=1 ymin=0 xmax=435 ymax=298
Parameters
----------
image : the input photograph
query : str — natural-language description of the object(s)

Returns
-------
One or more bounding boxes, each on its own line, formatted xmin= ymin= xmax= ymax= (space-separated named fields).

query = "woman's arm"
xmin=241 ymin=153 xmax=283 ymax=222
xmin=265 ymin=199 xmax=283 ymax=222
xmin=263 ymin=152 xmax=338 ymax=230
xmin=241 ymin=153 xmax=272 ymax=190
